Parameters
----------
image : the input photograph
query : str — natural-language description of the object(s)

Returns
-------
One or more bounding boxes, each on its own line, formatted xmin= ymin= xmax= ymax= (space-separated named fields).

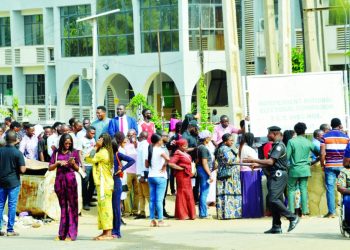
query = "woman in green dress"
xmin=216 ymin=133 xmax=242 ymax=219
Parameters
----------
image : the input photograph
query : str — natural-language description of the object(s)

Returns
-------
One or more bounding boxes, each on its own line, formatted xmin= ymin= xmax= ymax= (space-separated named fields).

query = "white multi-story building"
xmin=0 ymin=0 xmax=347 ymax=124
xmin=0 ymin=0 xmax=233 ymax=123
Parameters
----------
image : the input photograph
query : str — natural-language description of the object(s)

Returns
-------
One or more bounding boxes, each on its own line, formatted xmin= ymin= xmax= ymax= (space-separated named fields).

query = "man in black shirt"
xmin=0 ymin=131 xmax=26 ymax=236
xmin=243 ymin=126 xmax=299 ymax=234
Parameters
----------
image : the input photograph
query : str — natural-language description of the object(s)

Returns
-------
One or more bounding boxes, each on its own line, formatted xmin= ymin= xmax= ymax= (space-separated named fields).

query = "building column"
xmin=278 ymin=0 xmax=292 ymax=74
xmin=302 ymin=0 xmax=322 ymax=72
xmin=263 ymin=0 xmax=279 ymax=74
xmin=133 ymin=0 xmax=141 ymax=55
xmin=222 ymin=0 xmax=243 ymax=125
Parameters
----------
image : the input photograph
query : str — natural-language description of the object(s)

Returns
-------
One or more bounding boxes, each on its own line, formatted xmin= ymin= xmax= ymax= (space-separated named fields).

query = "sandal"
xmin=94 ymin=235 xmax=114 ymax=241
xmin=150 ymin=220 xmax=157 ymax=227
xmin=157 ymin=221 xmax=169 ymax=227
xmin=6 ymin=231 xmax=19 ymax=236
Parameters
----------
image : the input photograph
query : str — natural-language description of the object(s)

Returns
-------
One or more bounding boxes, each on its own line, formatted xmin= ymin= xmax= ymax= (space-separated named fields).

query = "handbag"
xmin=191 ymin=162 xmax=197 ymax=177
xmin=217 ymin=166 xmax=232 ymax=180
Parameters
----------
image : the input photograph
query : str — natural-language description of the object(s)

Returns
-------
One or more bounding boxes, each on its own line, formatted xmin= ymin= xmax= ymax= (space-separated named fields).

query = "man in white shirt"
xmin=47 ymin=122 xmax=62 ymax=157
xmin=135 ymin=131 xmax=149 ymax=219
xmin=19 ymin=124 xmax=38 ymax=160
xmin=81 ymin=126 xmax=96 ymax=210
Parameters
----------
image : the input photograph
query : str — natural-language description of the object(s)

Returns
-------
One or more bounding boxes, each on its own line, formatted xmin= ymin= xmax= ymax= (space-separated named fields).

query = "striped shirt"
xmin=321 ymin=129 xmax=350 ymax=168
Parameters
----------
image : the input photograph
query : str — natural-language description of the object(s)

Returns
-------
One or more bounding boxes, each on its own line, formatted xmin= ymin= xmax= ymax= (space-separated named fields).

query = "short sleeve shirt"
xmin=0 ymin=145 xmax=25 ymax=188
xmin=197 ymin=145 xmax=213 ymax=171
xmin=269 ymin=141 xmax=288 ymax=172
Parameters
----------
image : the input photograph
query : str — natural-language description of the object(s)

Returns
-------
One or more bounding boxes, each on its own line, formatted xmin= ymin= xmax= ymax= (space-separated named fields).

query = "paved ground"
xmin=1 ymin=197 xmax=349 ymax=250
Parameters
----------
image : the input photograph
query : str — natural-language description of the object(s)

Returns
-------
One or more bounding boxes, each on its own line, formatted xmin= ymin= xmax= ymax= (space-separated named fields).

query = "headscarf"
xmin=176 ymin=138 xmax=188 ymax=147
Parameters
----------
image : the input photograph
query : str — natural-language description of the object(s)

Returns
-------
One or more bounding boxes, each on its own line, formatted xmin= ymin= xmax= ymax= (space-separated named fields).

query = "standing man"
xmin=287 ymin=122 xmax=319 ymax=216
xmin=138 ymin=108 xmax=155 ymax=143
xmin=81 ymin=126 xmax=96 ymax=210
xmin=108 ymin=104 xmax=138 ymax=138
xmin=3 ymin=117 xmax=12 ymax=135
xmin=320 ymin=118 xmax=349 ymax=218
xmin=124 ymin=129 xmax=139 ymax=216
xmin=320 ymin=123 xmax=331 ymax=134
xmin=243 ymin=126 xmax=299 ymax=233
xmin=91 ymin=106 xmax=110 ymax=141
xmin=212 ymin=115 xmax=244 ymax=146
xmin=38 ymin=126 xmax=53 ymax=162
xmin=19 ymin=124 xmax=38 ymax=160
xmin=0 ymin=131 xmax=26 ymax=236
xmin=135 ymin=131 xmax=149 ymax=219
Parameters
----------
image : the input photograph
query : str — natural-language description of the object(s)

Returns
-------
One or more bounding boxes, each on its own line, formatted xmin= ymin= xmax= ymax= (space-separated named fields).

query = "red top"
xmin=169 ymin=150 xmax=193 ymax=177
xmin=140 ymin=121 xmax=155 ymax=144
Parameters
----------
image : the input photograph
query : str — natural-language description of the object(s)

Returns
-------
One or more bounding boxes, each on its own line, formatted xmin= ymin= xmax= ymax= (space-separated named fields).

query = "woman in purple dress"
xmin=49 ymin=133 xmax=80 ymax=241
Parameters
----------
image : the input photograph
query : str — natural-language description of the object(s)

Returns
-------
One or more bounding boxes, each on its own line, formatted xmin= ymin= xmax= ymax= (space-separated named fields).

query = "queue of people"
xmin=1 ymin=107 xmax=350 ymax=239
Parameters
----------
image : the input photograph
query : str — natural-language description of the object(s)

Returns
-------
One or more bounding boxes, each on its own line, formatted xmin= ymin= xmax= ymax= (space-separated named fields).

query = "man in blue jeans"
xmin=320 ymin=118 xmax=349 ymax=218
xmin=0 ymin=131 xmax=26 ymax=236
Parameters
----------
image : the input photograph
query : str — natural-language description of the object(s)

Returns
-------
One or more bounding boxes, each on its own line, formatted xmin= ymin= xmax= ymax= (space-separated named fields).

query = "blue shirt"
xmin=91 ymin=118 xmax=110 ymax=141
xmin=311 ymin=138 xmax=321 ymax=161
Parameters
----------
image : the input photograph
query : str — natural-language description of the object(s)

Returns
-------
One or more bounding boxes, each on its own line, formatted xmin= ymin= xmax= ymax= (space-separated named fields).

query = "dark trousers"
xmin=267 ymin=171 xmax=296 ymax=227
xmin=170 ymin=168 xmax=175 ymax=194
xmin=192 ymin=175 xmax=200 ymax=202
xmin=82 ymin=165 xmax=95 ymax=206
xmin=112 ymin=177 xmax=122 ymax=237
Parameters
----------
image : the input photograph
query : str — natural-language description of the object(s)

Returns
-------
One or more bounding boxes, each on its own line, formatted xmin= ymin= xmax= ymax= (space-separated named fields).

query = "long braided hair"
xmin=99 ymin=133 xmax=114 ymax=168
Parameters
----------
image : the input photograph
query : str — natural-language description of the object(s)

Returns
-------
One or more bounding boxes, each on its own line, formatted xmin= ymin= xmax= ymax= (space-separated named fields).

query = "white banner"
xmin=246 ymin=72 xmax=347 ymax=137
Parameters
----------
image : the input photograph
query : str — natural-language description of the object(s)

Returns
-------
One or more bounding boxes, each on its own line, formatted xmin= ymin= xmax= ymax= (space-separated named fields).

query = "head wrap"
xmin=176 ymin=138 xmax=188 ymax=147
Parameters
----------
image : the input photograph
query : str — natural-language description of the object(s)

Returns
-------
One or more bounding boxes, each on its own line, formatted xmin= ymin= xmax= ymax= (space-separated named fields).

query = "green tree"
xmin=127 ymin=93 xmax=162 ymax=130
xmin=291 ymin=47 xmax=304 ymax=73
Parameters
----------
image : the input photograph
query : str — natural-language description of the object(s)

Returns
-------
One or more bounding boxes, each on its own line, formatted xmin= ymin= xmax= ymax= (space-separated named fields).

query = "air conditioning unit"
xmin=82 ymin=67 xmax=93 ymax=80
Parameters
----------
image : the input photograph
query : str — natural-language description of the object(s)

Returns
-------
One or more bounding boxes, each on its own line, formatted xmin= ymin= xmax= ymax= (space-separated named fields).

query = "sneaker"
xmin=7 ymin=231 xmax=19 ymax=236
xmin=323 ymin=213 xmax=336 ymax=218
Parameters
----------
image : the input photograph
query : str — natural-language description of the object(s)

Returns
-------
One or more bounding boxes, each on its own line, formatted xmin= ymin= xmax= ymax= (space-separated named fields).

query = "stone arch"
xmin=145 ymin=72 xmax=182 ymax=119
xmin=100 ymin=73 xmax=135 ymax=118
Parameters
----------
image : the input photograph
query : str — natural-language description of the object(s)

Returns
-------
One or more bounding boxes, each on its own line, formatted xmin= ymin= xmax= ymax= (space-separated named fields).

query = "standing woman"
xmin=216 ymin=133 xmax=242 ymax=219
xmin=197 ymin=131 xmax=214 ymax=218
xmin=49 ymin=133 xmax=80 ymax=241
xmin=239 ymin=132 xmax=263 ymax=218
xmin=111 ymin=138 xmax=135 ymax=238
xmin=85 ymin=133 xmax=114 ymax=240
xmin=148 ymin=134 xmax=170 ymax=227
xmin=168 ymin=139 xmax=196 ymax=220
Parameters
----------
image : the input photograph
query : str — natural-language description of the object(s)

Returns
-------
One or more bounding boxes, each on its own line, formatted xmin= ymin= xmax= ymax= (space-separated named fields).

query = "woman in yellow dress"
xmin=85 ymin=133 xmax=114 ymax=240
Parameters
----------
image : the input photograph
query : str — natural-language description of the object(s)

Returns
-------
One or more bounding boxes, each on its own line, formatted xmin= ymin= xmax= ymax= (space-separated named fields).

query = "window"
xmin=65 ymin=77 xmax=92 ymax=106
xmin=97 ymin=0 xmax=134 ymax=55
xmin=141 ymin=0 xmax=179 ymax=53
xmin=0 ymin=17 xmax=11 ymax=47
xmin=0 ymin=75 xmax=12 ymax=97
xmin=61 ymin=5 xmax=92 ymax=57
xmin=188 ymin=0 xmax=224 ymax=50
xmin=207 ymin=70 xmax=228 ymax=106
xmin=26 ymin=75 xmax=45 ymax=105
xmin=24 ymin=15 xmax=43 ymax=45
xmin=328 ymin=0 xmax=350 ymax=25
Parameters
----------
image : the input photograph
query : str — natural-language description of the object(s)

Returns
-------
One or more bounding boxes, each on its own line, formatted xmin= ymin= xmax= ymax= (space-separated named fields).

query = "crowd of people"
xmin=0 ymin=105 xmax=350 ymax=239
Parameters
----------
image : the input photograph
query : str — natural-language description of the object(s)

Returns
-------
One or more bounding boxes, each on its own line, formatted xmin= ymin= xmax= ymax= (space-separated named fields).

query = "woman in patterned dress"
xmin=85 ymin=133 xmax=114 ymax=240
xmin=216 ymin=133 xmax=242 ymax=219
xmin=49 ymin=133 xmax=80 ymax=241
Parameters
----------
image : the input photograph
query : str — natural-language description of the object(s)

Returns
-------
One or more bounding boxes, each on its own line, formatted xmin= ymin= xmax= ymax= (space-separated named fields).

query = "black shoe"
xmin=163 ymin=212 xmax=174 ymax=219
xmin=91 ymin=197 xmax=97 ymax=202
xmin=134 ymin=214 xmax=146 ymax=219
xmin=264 ymin=227 xmax=282 ymax=234
xmin=323 ymin=212 xmax=336 ymax=218
xmin=288 ymin=216 xmax=300 ymax=232
xmin=121 ymin=219 xmax=127 ymax=225
xmin=89 ymin=202 xmax=97 ymax=207
xmin=83 ymin=205 xmax=90 ymax=211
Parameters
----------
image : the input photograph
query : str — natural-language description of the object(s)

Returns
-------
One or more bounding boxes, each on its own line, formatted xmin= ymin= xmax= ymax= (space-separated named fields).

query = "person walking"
xmin=243 ymin=126 xmax=299 ymax=234
xmin=287 ymin=122 xmax=319 ymax=216
xmin=0 ymin=131 xmax=26 ymax=236
xmin=49 ymin=134 xmax=80 ymax=241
